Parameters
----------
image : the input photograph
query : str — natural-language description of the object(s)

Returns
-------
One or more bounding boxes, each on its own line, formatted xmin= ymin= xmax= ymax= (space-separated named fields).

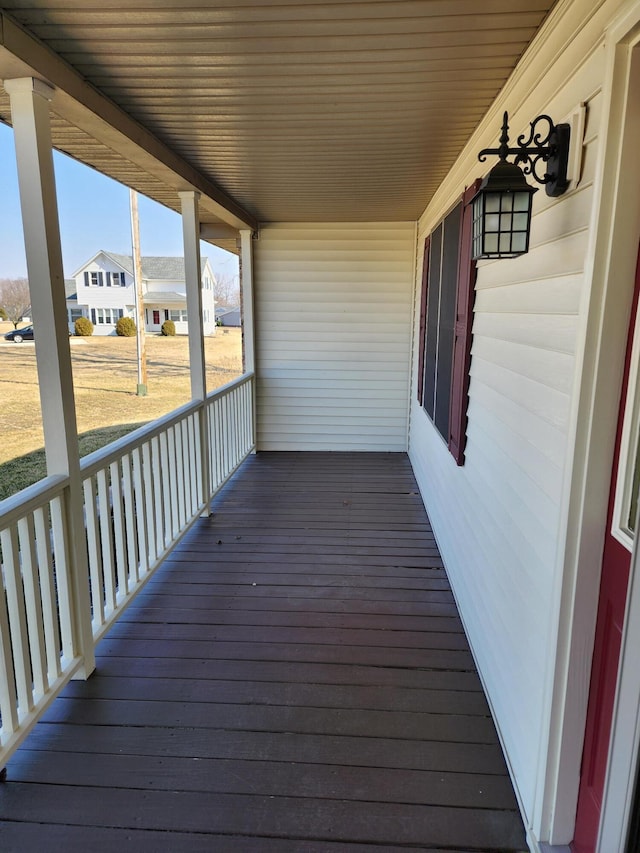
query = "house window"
xmin=106 ymin=272 xmax=125 ymax=287
xmin=85 ymin=271 xmax=104 ymax=287
xmin=170 ymin=309 xmax=188 ymax=322
xmin=417 ymin=181 xmax=479 ymax=465
xmin=90 ymin=308 xmax=123 ymax=325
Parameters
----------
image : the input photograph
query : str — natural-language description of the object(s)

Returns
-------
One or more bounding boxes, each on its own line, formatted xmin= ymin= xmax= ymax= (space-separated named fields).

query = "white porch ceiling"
xmin=0 ymin=1 xmax=558 ymax=229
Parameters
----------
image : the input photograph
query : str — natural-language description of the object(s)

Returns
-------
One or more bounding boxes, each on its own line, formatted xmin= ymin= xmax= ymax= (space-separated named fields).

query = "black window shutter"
xmin=90 ymin=308 xmax=96 ymax=324
xmin=84 ymin=271 xmax=89 ymax=286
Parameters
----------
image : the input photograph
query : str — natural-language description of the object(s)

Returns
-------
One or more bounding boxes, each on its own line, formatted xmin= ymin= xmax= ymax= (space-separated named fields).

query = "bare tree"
xmin=214 ymin=271 xmax=240 ymax=307
xmin=0 ymin=278 xmax=31 ymax=328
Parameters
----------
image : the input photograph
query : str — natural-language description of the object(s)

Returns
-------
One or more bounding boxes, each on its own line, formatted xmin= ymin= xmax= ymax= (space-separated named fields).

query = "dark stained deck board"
xmin=145 ymin=571 xmax=451 ymax=588
xmin=105 ymin=622 xmax=470 ymax=648
xmin=60 ymin=676 xmax=489 ymax=714
xmin=1 ymin=825 xmax=483 ymax=853
xmin=117 ymin=605 xmax=464 ymax=629
xmin=1 ymin=785 xmax=526 ymax=849
xmin=19 ymin=723 xmax=509 ymax=773
xmin=41 ymin=698 xmax=498 ymax=743
xmin=91 ymin=655 xmax=485 ymax=691
xmin=1 ymin=451 xmax=527 ymax=851
xmin=123 ymin=593 xmax=461 ymax=617
xmin=94 ymin=637 xmax=476 ymax=669
xmin=7 ymin=750 xmax=518 ymax=808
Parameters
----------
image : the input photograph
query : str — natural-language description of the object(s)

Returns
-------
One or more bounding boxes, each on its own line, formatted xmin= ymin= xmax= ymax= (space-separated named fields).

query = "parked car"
xmin=4 ymin=325 xmax=34 ymax=343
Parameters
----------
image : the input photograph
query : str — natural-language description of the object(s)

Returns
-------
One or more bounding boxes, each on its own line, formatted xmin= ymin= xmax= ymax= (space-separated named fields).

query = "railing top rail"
xmin=0 ymin=473 xmax=68 ymax=528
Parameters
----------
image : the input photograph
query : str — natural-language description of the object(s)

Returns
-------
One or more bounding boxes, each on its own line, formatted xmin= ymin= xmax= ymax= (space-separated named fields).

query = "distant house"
xmin=65 ymin=278 xmax=83 ymax=330
xmin=69 ymin=250 xmax=216 ymax=335
xmin=216 ymin=306 xmax=241 ymax=327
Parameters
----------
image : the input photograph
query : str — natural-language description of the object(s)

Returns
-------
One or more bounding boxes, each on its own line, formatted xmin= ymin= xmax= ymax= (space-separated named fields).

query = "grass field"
xmin=0 ymin=321 xmax=243 ymax=500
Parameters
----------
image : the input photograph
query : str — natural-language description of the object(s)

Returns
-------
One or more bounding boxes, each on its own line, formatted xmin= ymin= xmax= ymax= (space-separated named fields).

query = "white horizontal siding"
xmin=255 ymin=222 xmax=415 ymax=451
xmin=408 ymin=35 xmax=606 ymax=826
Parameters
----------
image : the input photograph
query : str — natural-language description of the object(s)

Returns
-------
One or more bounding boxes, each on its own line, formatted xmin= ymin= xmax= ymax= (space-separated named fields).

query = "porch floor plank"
xmin=0 ymin=451 xmax=527 ymax=852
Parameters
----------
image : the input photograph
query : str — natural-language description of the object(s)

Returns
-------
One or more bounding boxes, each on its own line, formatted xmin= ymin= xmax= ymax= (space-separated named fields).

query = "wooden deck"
xmin=0 ymin=452 xmax=527 ymax=852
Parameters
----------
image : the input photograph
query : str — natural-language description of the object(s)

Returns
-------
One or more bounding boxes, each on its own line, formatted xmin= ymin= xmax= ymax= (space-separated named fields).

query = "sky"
xmin=0 ymin=122 xmax=239 ymax=282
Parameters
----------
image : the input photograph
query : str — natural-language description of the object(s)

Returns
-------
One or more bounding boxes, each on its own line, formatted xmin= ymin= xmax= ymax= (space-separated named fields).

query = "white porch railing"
xmin=0 ymin=372 xmax=254 ymax=768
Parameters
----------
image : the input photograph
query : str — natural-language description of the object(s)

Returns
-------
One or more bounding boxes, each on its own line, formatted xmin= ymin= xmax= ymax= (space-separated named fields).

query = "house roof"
xmin=64 ymin=279 xmax=77 ymax=300
xmin=143 ymin=291 xmax=186 ymax=305
xmin=0 ymin=2 xmax=559 ymax=234
xmin=96 ymin=252 xmax=209 ymax=282
xmin=215 ymin=305 xmax=239 ymax=317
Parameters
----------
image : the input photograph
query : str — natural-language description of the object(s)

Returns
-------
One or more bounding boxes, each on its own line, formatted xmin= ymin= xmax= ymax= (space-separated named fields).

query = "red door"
xmin=572 ymin=249 xmax=640 ymax=851
xmin=152 ymin=310 xmax=160 ymax=325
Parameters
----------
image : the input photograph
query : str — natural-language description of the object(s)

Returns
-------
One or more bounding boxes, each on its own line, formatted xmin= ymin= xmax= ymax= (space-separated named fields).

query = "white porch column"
xmin=179 ymin=190 xmax=211 ymax=511
xmin=239 ymin=229 xmax=256 ymax=374
xmin=4 ymin=77 xmax=95 ymax=675
xmin=239 ymin=229 xmax=257 ymax=450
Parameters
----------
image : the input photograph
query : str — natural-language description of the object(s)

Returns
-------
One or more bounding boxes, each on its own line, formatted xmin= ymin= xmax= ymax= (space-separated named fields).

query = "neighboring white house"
xmin=68 ymin=250 xmax=216 ymax=335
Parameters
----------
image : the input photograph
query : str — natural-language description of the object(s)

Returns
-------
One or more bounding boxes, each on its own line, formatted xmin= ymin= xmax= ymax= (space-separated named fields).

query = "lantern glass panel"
xmin=500 ymin=233 xmax=513 ymax=252
xmin=512 ymin=232 xmax=527 ymax=253
xmin=486 ymin=213 xmax=500 ymax=231
xmin=485 ymin=195 xmax=500 ymax=213
xmin=485 ymin=234 xmax=499 ymax=253
xmin=514 ymin=192 xmax=530 ymax=211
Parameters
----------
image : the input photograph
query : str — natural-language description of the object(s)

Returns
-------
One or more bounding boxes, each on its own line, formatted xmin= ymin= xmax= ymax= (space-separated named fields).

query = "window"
xmin=106 ymin=271 xmax=125 ymax=287
xmin=170 ymin=309 xmax=188 ymax=322
xmin=84 ymin=270 xmax=104 ymax=287
xmin=90 ymin=308 xmax=123 ymax=325
xmin=417 ymin=181 xmax=479 ymax=465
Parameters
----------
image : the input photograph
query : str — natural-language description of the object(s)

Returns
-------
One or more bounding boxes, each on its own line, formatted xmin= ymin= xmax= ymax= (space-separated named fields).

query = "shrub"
xmin=161 ymin=319 xmax=176 ymax=336
xmin=115 ymin=316 xmax=137 ymax=337
xmin=74 ymin=316 xmax=94 ymax=336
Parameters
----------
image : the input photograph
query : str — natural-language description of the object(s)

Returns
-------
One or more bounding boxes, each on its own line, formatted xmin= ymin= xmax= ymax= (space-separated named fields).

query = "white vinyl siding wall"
xmin=409 ymin=42 xmax=604 ymax=826
xmin=255 ymin=223 xmax=415 ymax=451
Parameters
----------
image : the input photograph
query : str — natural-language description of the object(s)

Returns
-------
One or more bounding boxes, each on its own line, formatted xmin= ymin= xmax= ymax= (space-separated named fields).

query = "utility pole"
xmin=129 ymin=188 xmax=147 ymax=396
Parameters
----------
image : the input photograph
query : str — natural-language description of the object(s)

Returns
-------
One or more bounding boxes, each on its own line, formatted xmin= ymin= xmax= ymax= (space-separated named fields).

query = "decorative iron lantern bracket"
xmin=478 ymin=111 xmax=571 ymax=197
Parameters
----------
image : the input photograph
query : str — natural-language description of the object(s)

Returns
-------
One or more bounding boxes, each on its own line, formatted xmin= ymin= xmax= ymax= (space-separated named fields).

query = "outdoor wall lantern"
xmin=471 ymin=111 xmax=571 ymax=259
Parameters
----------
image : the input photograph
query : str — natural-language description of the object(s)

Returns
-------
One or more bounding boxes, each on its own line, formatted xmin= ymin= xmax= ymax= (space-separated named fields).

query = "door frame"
xmin=535 ymin=9 xmax=640 ymax=847
xmin=598 ymin=520 xmax=640 ymax=849
xmin=592 ymin=21 xmax=640 ymax=850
